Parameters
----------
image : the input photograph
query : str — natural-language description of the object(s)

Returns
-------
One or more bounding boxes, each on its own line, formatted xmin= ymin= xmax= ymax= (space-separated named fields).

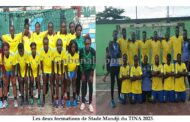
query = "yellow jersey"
xmin=170 ymin=35 xmax=183 ymax=60
xmin=31 ymin=31 xmax=47 ymax=52
xmin=53 ymin=49 xmax=67 ymax=75
xmin=47 ymin=34 xmax=56 ymax=50
xmin=15 ymin=52 xmax=29 ymax=77
xmin=163 ymin=63 xmax=175 ymax=91
xmin=28 ymin=53 xmax=40 ymax=77
xmin=150 ymin=40 xmax=161 ymax=64
xmin=40 ymin=48 xmax=54 ymax=74
xmin=138 ymin=40 xmax=151 ymax=62
xmin=161 ymin=39 xmax=172 ymax=64
xmin=3 ymin=52 xmax=16 ymax=71
xmin=67 ymin=52 xmax=80 ymax=72
xmin=2 ymin=33 xmax=22 ymax=54
xmin=130 ymin=66 xmax=142 ymax=94
xmin=22 ymin=35 xmax=32 ymax=54
xmin=128 ymin=41 xmax=140 ymax=66
xmin=175 ymin=63 xmax=187 ymax=92
xmin=152 ymin=64 xmax=163 ymax=91
xmin=119 ymin=65 xmax=131 ymax=93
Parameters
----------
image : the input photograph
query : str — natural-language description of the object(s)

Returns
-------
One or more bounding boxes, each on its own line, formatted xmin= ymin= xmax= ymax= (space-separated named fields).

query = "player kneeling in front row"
xmin=175 ymin=53 xmax=188 ymax=103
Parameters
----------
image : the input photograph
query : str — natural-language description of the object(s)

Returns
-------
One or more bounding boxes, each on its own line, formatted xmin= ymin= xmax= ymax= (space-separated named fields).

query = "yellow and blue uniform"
xmin=119 ymin=65 xmax=131 ymax=94
xmin=152 ymin=64 xmax=164 ymax=102
xmin=2 ymin=33 xmax=22 ymax=54
xmin=161 ymin=39 xmax=172 ymax=64
xmin=130 ymin=66 xmax=142 ymax=103
xmin=40 ymin=48 xmax=54 ymax=74
xmin=3 ymin=52 xmax=17 ymax=76
xmin=175 ymin=63 xmax=187 ymax=102
xmin=31 ymin=31 xmax=47 ymax=53
xmin=66 ymin=52 xmax=80 ymax=79
xmin=28 ymin=53 xmax=40 ymax=78
xmin=163 ymin=63 xmax=175 ymax=102
xmin=170 ymin=35 xmax=183 ymax=61
xmin=15 ymin=52 xmax=29 ymax=77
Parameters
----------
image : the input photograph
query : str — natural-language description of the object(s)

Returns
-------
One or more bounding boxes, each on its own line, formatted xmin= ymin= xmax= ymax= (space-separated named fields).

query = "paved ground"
xmin=0 ymin=74 xmax=96 ymax=115
xmin=96 ymin=75 xmax=190 ymax=115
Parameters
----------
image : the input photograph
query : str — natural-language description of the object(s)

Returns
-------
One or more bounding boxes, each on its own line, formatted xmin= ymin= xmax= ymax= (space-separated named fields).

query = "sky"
xmin=96 ymin=6 xmax=190 ymax=19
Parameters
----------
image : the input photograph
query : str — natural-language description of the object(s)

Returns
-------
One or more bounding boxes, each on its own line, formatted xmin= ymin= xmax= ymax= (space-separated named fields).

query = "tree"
xmin=96 ymin=6 xmax=130 ymax=21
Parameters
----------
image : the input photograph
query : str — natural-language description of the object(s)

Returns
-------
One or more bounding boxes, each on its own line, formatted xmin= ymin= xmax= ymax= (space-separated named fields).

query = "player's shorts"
xmin=164 ymin=90 xmax=175 ymax=102
xmin=152 ymin=90 xmax=164 ymax=102
xmin=175 ymin=91 xmax=186 ymax=102
xmin=6 ymin=71 xmax=12 ymax=77
xmin=131 ymin=93 xmax=142 ymax=103
xmin=65 ymin=72 xmax=76 ymax=80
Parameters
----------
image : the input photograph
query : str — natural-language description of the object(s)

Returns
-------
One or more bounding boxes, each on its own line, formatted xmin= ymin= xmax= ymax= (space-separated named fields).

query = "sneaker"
xmin=76 ymin=96 xmax=80 ymax=103
xmin=80 ymin=103 xmax=85 ymax=110
xmin=14 ymin=100 xmax=18 ymax=107
xmin=111 ymin=100 xmax=116 ymax=108
xmin=18 ymin=91 xmax=21 ymax=97
xmin=37 ymin=99 xmax=41 ymax=106
xmin=30 ymin=99 xmax=34 ymax=105
xmin=0 ymin=101 xmax=3 ymax=109
xmin=67 ymin=100 xmax=71 ymax=107
xmin=88 ymin=104 xmax=94 ymax=112
xmin=59 ymin=99 xmax=64 ymax=106
xmin=34 ymin=90 xmax=38 ymax=99
xmin=20 ymin=99 xmax=24 ymax=106
xmin=3 ymin=100 xmax=8 ymax=108
xmin=73 ymin=100 xmax=77 ymax=107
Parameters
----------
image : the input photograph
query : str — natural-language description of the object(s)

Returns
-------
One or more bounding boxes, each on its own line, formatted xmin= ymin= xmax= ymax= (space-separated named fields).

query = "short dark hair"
xmin=68 ymin=40 xmax=78 ymax=54
xmin=18 ymin=43 xmax=24 ymax=50
xmin=69 ymin=22 xmax=75 ymax=28
xmin=75 ymin=23 xmax=82 ymax=31
xmin=35 ymin=22 xmax=40 ymax=27
xmin=167 ymin=53 xmax=171 ymax=59
xmin=30 ymin=42 xmax=36 ymax=48
xmin=122 ymin=28 xmax=126 ymax=32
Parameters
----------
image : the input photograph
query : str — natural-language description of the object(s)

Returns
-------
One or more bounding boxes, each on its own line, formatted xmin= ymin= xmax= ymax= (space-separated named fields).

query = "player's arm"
xmin=37 ymin=64 xmax=40 ymax=77
xmin=61 ymin=60 xmax=63 ymax=75
xmin=41 ymin=60 xmax=44 ymax=75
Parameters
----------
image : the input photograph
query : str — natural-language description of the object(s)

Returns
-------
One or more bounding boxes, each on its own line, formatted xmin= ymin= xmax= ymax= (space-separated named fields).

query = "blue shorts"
xmin=131 ymin=94 xmax=142 ymax=103
xmin=65 ymin=72 xmax=76 ymax=80
xmin=6 ymin=71 xmax=12 ymax=77
xmin=164 ymin=90 xmax=175 ymax=102
xmin=175 ymin=91 xmax=186 ymax=102
xmin=152 ymin=90 xmax=164 ymax=102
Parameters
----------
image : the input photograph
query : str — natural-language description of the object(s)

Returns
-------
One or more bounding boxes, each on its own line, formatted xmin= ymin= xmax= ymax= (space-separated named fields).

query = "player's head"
xmin=84 ymin=36 xmax=91 ymax=51
xmin=131 ymin=32 xmax=135 ymax=41
xmin=75 ymin=24 xmax=82 ymax=37
xmin=144 ymin=55 xmax=148 ymax=64
xmin=3 ymin=42 xmax=10 ymax=56
xmin=177 ymin=53 xmax=181 ymax=64
xmin=18 ymin=43 xmax=24 ymax=56
xmin=134 ymin=55 xmax=138 ymax=67
xmin=155 ymin=55 xmax=159 ymax=65
xmin=24 ymin=19 xmax=30 ymax=35
xmin=35 ymin=22 xmax=40 ymax=33
xmin=122 ymin=53 xmax=127 ymax=65
xmin=43 ymin=37 xmax=49 ymax=51
xmin=9 ymin=25 xmax=14 ymax=35
xmin=56 ymin=39 xmax=62 ymax=52
xmin=69 ymin=22 xmax=75 ymax=34
xmin=60 ymin=21 xmax=67 ymax=34
xmin=175 ymin=26 xmax=179 ymax=36
xmin=48 ymin=22 xmax=54 ymax=34
xmin=112 ymin=30 xmax=118 ymax=41
xmin=154 ymin=31 xmax=158 ymax=40
xmin=30 ymin=42 xmax=36 ymax=55
xmin=183 ymin=29 xmax=187 ymax=39
xmin=122 ymin=28 xmax=126 ymax=38
xmin=165 ymin=31 xmax=170 ymax=41
xmin=142 ymin=31 xmax=146 ymax=40
xmin=167 ymin=53 xmax=171 ymax=64
xmin=68 ymin=40 xmax=78 ymax=54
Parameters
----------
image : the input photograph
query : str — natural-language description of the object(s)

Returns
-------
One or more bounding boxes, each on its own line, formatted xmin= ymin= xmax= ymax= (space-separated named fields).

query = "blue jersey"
xmin=142 ymin=63 xmax=152 ymax=91
xmin=182 ymin=40 xmax=190 ymax=62
xmin=109 ymin=41 xmax=121 ymax=67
